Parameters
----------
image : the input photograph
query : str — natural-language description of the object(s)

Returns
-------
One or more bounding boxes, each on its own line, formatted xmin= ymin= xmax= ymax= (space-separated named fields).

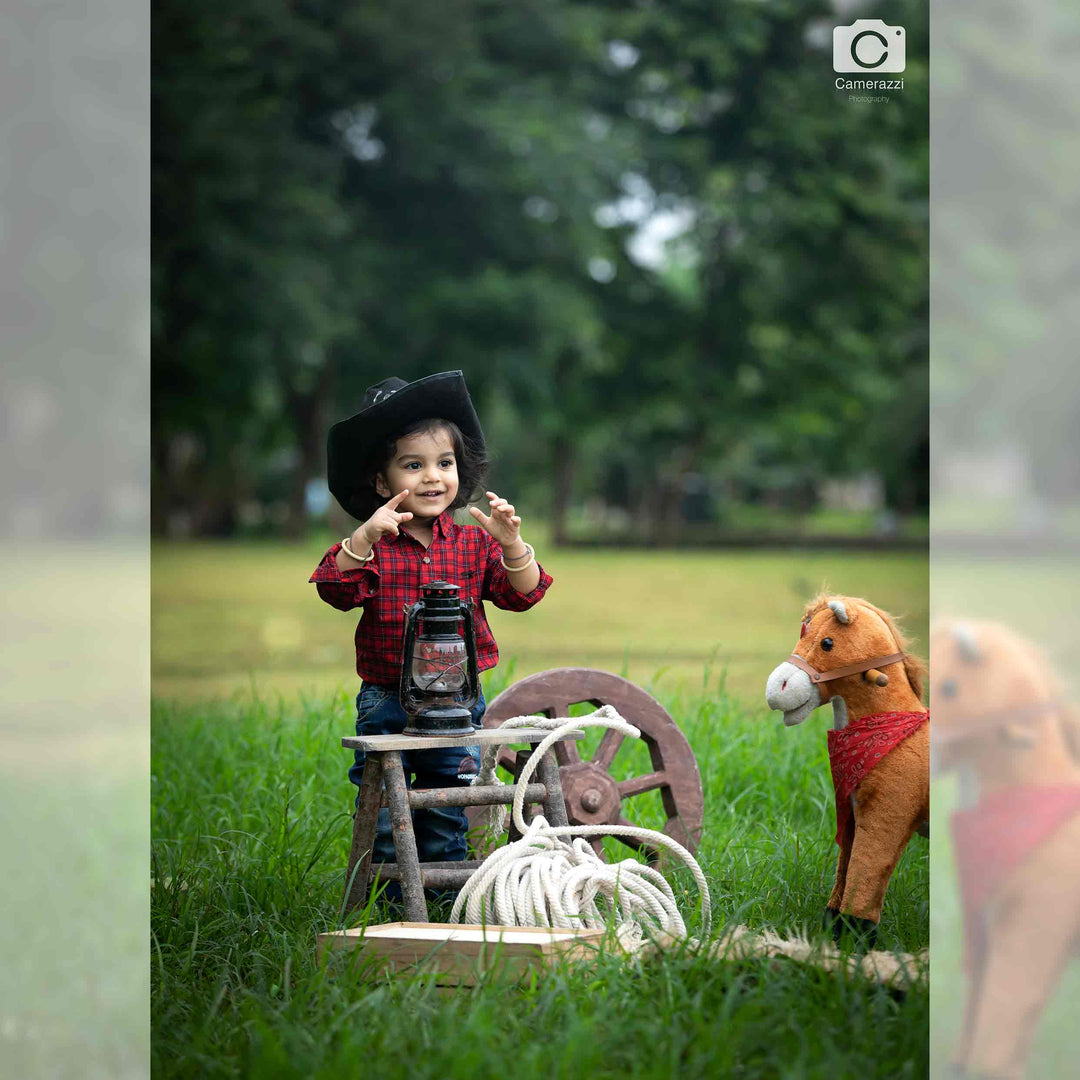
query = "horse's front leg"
xmin=835 ymin=818 xmax=911 ymax=946
xmin=834 ymin=772 xmax=918 ymax=944
xmin=824 ymin=810 xmax=854 ymax=926
xmin=834 ymin=737 xmax=928 ymax=943
xmin=953 ymin=913 xmax=990 ymax=1074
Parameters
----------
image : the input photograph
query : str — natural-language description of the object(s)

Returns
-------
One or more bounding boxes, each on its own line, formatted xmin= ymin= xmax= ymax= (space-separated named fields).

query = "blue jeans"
xmin=349 ymin=682 xmax=486 ymax=865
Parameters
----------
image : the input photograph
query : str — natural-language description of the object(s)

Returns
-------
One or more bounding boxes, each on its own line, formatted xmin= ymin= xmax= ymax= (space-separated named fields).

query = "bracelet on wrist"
xmin=501 ymin=540 xmax=531 ymax=563
xmin=500 ymin=542 xmax=535 ymax=573
xmin=340 ymin=535 xmax=374 ymax=563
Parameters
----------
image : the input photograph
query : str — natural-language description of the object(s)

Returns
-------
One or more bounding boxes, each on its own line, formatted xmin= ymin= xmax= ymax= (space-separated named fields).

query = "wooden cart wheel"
xmin=468 ymin=668 xmax=704 ymax=862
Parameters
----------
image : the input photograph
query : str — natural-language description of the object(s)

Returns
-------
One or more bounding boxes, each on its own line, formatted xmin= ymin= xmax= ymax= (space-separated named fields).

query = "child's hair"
xmin=353 ymin=417 xmax=489 ymax=520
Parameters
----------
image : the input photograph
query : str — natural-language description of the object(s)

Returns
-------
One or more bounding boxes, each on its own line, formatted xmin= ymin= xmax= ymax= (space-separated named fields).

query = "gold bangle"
xmin=340 ymin=536 xmax=374 ymax=563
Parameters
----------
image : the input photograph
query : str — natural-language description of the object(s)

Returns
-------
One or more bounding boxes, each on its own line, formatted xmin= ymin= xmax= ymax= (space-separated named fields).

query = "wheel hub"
xmin=561 ymin=762 xmax=621 ymax=825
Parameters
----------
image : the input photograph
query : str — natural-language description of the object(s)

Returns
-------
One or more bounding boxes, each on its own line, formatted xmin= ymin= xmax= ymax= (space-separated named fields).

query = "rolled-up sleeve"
xmin=309 ymin=543 xmax=381 ymax=611
xmin=481 ymin=535 xmax=552 ymax=612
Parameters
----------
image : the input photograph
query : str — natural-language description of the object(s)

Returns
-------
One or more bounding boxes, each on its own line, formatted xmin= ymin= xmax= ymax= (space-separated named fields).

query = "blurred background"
xmin=153 ymin=0 xmax=928 ymax=547
xmin=152 ymin=0 xmax=929 ymax=704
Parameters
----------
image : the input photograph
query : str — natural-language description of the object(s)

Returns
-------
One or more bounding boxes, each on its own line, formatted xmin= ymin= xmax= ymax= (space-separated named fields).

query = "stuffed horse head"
xmin=929 ymin=620 xmax=1080 ymax=786
xmin=766 ymin=594 xmax=925 ymax=729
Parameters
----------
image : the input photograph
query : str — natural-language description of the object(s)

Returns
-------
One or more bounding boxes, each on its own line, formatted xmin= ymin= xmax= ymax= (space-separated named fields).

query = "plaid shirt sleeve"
xmin=480 ymin=532 xmax=552 ymax=611
xmin=309 ymin=543 xmax=381 ymax=611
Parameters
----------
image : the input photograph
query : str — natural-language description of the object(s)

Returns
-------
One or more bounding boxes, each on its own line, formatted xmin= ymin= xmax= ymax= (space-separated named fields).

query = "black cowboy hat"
xmin=327 ymin=370 xmax=484 ymax=519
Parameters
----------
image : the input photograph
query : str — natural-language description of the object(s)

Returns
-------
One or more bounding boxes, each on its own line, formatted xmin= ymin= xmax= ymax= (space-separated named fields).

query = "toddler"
xmin=310 ymin=370 xmax=552 ymax=873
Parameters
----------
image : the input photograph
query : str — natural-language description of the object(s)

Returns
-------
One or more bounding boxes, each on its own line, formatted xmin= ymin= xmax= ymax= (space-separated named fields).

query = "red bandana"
xmin=827 ymin=710 xmax=929 ymax=846
xmin=951 ymin=785 xmax=1080 ymax=971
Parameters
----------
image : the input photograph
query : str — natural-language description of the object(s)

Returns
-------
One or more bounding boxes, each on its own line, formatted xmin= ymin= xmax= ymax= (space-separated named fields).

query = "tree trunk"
xmin=281 ymin=358 xmax=334 ymax=540
xmin=551 ymin=433 xmax=572 ymax=546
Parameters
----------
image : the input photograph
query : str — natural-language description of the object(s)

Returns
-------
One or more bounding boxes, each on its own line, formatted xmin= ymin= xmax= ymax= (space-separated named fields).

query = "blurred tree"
xmin=580 ymin=0 xmax=929 ymax=534
xmin=153 ymin=0 xmax=928 ymax=539
xmin=154 ymin=0 xmax=638 ymax=535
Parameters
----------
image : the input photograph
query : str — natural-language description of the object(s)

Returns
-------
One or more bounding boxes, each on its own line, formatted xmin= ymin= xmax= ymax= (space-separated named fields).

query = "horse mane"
xmin=1060 ymin=707 xmax=1080 ymax=763
xmin=803 ymin=593 xmax=926 ymax=701
xmin=1009 ymin=631 xmax=1080 ymax=764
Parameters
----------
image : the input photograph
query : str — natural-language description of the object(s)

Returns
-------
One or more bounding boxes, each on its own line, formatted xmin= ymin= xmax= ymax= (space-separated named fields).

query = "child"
xmin=310 ymin=370 xmax=552 ymax=872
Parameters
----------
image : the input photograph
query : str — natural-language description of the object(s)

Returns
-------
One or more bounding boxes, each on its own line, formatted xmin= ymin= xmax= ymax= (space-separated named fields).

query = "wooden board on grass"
xmin=317 ymin=922 xmax=605 ymax=986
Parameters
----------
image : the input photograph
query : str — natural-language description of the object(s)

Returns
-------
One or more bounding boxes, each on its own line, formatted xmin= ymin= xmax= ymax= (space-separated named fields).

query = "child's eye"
xmin=405 ymin=462 xmax=421 ymax=470
xmin=440 ymin=459 xmax=454 ymax=468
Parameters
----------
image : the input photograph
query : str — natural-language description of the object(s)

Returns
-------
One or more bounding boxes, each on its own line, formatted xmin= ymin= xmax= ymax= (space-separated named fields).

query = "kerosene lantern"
xmin=399 ymin=581 xmax=480 ymax=736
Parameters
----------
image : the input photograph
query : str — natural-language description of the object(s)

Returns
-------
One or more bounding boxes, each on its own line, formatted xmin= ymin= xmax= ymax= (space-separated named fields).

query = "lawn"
xmin=152 ymin=679 xmax=928 ymax=1079
xmin=152 ymin=541 xmax=929 ymax=1078
xmin=150 ymin=544 xmax=928 ymax=1075
xmin=152 ymin=536 xmax=928 ymax=706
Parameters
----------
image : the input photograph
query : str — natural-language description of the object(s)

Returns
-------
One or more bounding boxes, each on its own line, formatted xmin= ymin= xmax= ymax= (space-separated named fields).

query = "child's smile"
xmin=376 ymin=427 xmax=460 ymax=524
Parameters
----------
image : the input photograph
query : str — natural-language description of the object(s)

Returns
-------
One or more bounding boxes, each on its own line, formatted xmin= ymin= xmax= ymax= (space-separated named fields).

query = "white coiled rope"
xmin=450 ymin=706 xmax=711 ymax=948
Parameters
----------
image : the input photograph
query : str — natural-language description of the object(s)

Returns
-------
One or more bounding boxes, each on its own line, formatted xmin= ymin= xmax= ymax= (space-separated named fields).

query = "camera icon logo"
xmin=833 ymin=20 xmax=905 ymax=73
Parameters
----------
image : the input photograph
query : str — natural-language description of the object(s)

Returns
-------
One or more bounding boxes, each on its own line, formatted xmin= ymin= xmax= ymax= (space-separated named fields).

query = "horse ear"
xmin=952 ymin=623 xmax=981 ymax=663
xmin=828 ymin=600 xmax=850 ymax=625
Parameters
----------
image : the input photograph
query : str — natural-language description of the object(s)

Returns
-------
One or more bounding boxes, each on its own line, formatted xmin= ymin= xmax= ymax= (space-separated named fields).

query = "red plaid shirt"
xmin=310 ymin=512 xmax=552 ymax=685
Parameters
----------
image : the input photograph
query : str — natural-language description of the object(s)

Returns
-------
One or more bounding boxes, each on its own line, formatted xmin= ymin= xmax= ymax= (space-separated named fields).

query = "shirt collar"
xmin=386 ymin=510 xmax=456 ymax=545
xmin=432 ymin=511 xmax=457 ymax=541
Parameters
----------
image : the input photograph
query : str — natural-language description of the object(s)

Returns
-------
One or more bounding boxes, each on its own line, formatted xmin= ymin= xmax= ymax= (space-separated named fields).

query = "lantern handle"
xmin=398 ymin=599 xmax=423 ymax=711
xmin=461 ymin=601 xmax=480 ymax=706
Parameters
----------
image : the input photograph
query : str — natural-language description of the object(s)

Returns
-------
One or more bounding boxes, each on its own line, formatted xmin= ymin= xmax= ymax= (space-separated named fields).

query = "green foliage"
xmin=153 ymin=0 xmax=928 ymax=536
xmin=151 ymin=684 xmax=927 ymax=1078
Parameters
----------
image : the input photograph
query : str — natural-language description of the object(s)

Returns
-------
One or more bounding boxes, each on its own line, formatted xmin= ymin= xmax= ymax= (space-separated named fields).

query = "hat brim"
xmin=327 ymin=370 xmax=484 ymax=519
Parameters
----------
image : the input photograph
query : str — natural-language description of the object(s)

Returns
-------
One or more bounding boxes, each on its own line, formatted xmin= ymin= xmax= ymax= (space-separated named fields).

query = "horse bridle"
xmin=784 ymin=651 xmax=907 ymax=699
xmin=930 ymin=701 xmax=1061 ymax=746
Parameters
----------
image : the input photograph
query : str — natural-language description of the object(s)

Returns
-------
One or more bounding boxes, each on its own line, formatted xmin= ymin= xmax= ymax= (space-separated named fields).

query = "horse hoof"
xmin=823 ymin=908 xmax=878 ymax=950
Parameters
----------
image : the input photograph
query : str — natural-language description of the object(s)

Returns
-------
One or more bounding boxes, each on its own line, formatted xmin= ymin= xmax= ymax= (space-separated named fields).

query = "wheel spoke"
xmin=542 ymin=702 xmax=583 ymax=764
xmin=613 ymin=818 xmax=662 ymax=861
xmin=617 ymin=771 xmax=666 ymax=799
xmin=592 ymin=727 xmax=625 ymax=769
xmin=553 ymin=739 xmax=580 ymax=766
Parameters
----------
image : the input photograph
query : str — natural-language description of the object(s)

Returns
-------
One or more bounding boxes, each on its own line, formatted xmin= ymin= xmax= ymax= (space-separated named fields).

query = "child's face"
xmin=375 ymin=426 xmax=460 ymax=523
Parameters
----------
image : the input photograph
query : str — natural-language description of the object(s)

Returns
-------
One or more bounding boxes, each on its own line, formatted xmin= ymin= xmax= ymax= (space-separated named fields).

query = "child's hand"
xmin=469 ymin=491 xmax=522 ymax=548
xmin=356 ymin=489 xmax=413 ymax=547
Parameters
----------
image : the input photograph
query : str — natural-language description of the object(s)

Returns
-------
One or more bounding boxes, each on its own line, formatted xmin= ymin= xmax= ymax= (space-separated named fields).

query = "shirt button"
xmin=422 ymin=557 xmax=430 ymax=564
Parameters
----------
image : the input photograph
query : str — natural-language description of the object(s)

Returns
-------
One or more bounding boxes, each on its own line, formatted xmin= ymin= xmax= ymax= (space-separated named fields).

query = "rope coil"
xmin=451 ymin=706 xmax=711 ymax=947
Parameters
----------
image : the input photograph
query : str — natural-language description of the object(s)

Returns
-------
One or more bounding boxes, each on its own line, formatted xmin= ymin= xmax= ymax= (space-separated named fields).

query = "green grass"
xmin=151 ymin=539 xmax=928 ymax=705
xmin=151 ymin=670 xmax=929 ymax=1079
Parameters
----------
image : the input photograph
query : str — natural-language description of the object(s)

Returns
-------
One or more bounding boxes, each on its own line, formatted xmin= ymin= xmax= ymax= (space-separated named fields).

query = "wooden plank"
xmin=317 ymin=921 xmax=604 ymax=987
xmin=365 ymin=923 xmax=597 ymax=944
xmin=342 ymin=728 xmax=585 ymax=752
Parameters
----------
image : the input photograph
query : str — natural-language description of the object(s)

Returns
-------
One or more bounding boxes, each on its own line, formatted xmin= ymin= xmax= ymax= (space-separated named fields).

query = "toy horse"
xmin=932 ymin=621 xmax=1080 ymax=1080
xmin=765 ymin=594 xmax=929 ymax=945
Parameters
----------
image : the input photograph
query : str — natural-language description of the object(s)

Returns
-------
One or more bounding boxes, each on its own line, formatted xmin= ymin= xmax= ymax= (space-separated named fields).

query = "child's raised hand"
xmin=469 ymin=491 xmax=522 ymax=547
xmin=357 ymin=489 xmax=413 ymax=546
